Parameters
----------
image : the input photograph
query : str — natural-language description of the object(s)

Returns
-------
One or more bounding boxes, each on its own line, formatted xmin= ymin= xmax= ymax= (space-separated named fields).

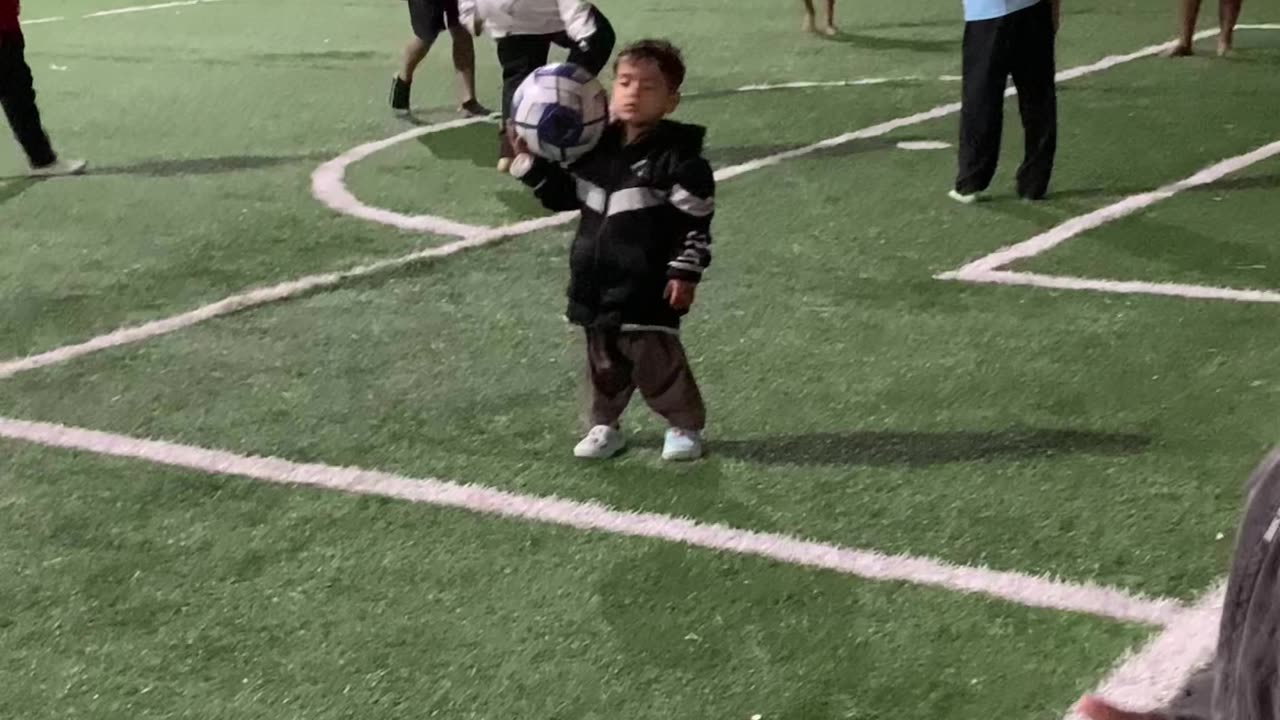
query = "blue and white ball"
xmin=511 ymin=63 xmax=609 ymax=164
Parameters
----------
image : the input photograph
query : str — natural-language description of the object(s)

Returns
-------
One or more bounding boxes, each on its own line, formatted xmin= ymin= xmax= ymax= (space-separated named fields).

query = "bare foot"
xmin=1163 ymin=42 xmax=1194 ymax=57
xmin=1078 ymin=696 xmax=1168 ymax=720
xmin=821 ymin=24 xmax=839 ymax=36
xmin=802 ymin=13 xmax=816 ymax=33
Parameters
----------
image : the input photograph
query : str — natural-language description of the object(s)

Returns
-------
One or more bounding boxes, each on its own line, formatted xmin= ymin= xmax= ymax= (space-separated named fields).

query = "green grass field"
xmin=3 ymin=0 xmax=1280 ymax=717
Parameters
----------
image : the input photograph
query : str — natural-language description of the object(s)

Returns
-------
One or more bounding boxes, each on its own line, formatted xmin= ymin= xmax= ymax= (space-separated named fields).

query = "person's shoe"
xmin=1162 ymin=42 xmax=1194 ymax=58
xmin=948 ymin=188 xmax=985 ymax=205
xmin=29 ymin=158 xmax=87 ymax=177
xmin=496 ymin=157 xmax=513 ymax=173
xmin=459 ymin=99 xmax=492 ymax=117
xmin=390 ymin=75 xmax=411 ymax=115
xmin=820 ymin=24 xmax=839 ymax=37
xmin=661 ymin=428 xmax=704 ymax=462
xmin=574 ymin=425 xmax=626 ymax=459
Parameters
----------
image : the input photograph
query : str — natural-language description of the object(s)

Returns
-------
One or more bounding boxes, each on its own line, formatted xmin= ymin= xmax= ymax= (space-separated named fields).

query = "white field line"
xmin=310 ymin=116 xmax=495 ymax=238
xmin=1063 ymin=585 xmax=1223 ymax=720
xmin=898 ymin=140 xmax=952 ymax=151
xmin=0 ymin=32 xmax=1236 ymax=381
xmin=0 ymin=414 xmax=1187 ymax=626
xmin=83 ymin=0 xmax=220 ymax=19
xmin=686 ymin=76 xmax=925 ymax=96
xmin=18 ymin=0 xmax=223 ymax=25
xmin=945 ymin=271 xmax=1280 ymax=304
xmin=0 ymin=226 xmax=566 ymax=380
xmin=319 ymin=29 xmax=1223 ymax=231
xmin=320 ymin=75 xmax=951 ymax=235
xmin=946 ymin=139 xmax=1280 ymax=276
xmin=938 ymin=137 xmax=1280 ymax=304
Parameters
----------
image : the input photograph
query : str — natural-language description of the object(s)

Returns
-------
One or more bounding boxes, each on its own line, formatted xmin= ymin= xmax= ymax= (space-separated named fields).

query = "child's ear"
xmin=667 ymin=91 xmax=682 ymax=114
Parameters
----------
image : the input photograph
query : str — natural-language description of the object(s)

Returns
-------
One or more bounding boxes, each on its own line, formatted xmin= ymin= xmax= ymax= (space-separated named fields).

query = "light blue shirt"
xmin=963 ymin=0 xmax=1039 ymax=21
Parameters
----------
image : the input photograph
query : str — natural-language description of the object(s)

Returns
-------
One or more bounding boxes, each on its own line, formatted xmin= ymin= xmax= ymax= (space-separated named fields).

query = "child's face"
xmin=610 ymin=57 xmax=680 ymax=127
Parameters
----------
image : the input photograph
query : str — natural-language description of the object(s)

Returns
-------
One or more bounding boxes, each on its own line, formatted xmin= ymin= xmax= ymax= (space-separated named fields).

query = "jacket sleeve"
xmin=515 ymin=156 xmax=581 ymax=212
xmin=558 ymin=0 xmax=599 ymax=42
xmin=666 ymin=156 xmax=715 ymax=283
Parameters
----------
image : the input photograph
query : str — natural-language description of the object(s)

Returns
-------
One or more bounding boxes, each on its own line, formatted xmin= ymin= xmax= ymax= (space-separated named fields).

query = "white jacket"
xmin=458 ymin=0 xmax=598 ymax=41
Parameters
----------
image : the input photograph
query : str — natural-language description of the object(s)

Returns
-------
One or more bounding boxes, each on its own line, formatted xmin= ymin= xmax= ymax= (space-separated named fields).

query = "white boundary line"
xmin=936 ymin=24 xmax=1280 ymax=306
xmin=938 ymin=137 xmax=1280 ymax=304
xmin=684 ymin=75 xmax=963 ymax=96
xmin=313 ymin=28 xmax=1233 ymax=235
xmin=85 ymin=0 xmax=213 ymax=18
xmin=0 ymin=222 xmax=553 ymax=380
xmin=311 ymin=116 xmax=496 ymax=238
xmin=0 ymin=31 xmax=1232 ymax=381
xmin=946 ymin=270 xmax=1280 ymax=304
xmin=1064 ymin=585 xmax=1223 ymax=720
xmin=21 ymin=0 xmax=224 ymax=24
xmin=315 ymin=75 xmax=960 ymax=237
xmin=0 ymin=414 xmax=1187 ymax=626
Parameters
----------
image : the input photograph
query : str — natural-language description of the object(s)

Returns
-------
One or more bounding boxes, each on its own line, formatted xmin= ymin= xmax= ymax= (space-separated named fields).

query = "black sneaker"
xmin=390 ymin=76 xmax=411 ymax=115
xmin=458 ymin=99 xmax=492 ymax=117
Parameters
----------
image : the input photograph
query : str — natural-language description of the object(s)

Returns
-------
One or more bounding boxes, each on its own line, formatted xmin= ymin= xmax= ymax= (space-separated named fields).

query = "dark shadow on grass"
xmin=856 ymin=18 xmax=960 ymax=31
xmin=1050 ymin=173 xmax=1280 ymax=201
xmin=417 ymin=120 xmax=499 ymax=167
xmin=495 ymin=188 xmax=554 ymax=217
xmin=821 ymin=31 xmax=958 ymax=53
xmin=0 ymin=178 xmax=38 ymax=205
xmin=250 ymin=50 xmax=382 ymax=63
xmin=636 ymin=428 xmax=1150 ymax=467
xmin=94 ymin=152 xmax=332 ymax=177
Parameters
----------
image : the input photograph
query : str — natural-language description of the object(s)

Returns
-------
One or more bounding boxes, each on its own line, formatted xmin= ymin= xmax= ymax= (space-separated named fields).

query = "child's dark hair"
xmin=614 ymin=39 xmax=687 ymax=91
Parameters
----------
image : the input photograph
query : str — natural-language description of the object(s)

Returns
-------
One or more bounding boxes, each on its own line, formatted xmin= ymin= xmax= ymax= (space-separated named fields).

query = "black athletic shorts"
xmin=407 ymin=0 xmax=459 ymax=42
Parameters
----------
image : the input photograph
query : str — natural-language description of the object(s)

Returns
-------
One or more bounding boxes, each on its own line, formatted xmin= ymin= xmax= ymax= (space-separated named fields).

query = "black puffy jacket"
xmin=515 ymin=120 xmax=715 ymax=332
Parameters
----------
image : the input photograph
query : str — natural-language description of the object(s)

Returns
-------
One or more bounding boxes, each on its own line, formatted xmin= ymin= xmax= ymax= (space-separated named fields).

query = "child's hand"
xmin=507 ymin=122 xmax=530 ymax=156
xmin=664 ymin=280 xmax=697 ymax=311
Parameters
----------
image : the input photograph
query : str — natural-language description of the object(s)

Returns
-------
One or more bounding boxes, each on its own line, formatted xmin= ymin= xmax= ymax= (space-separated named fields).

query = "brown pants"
xmin=585 ymin=330 xmax=706 ymax=431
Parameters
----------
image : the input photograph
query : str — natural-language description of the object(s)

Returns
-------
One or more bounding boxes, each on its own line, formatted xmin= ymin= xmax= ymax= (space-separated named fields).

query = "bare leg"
xmin=399 ymin=36 xmax=430 ymax=82
xmin=448 ymin=26 xmax=478 ymax=104
xmin=822 ymin=0 xmax=838 ymax=35
xmin=1164 ymin=0 xmax=1201 ymax=56
xmin=1218 ymin=0 xmax=1243 ymax=55
xmin=801 ymin=0 xmax=816 ymax=32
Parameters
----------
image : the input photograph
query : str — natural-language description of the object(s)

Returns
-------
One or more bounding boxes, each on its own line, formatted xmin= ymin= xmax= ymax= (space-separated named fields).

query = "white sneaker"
xmin=661 ymin=428 xmax=704 ymax=462
xmin=573 ymin=425 xmax=626 ymax=459
xmin=29 ymin=158 xmax=87 ymax=177
xmin=948 ymin=188 xmax=984 ymax=205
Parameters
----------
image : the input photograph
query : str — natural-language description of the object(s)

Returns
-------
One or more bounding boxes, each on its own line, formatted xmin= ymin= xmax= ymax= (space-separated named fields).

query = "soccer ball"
xmin=511 ymin=63 xmax=609 ymax=164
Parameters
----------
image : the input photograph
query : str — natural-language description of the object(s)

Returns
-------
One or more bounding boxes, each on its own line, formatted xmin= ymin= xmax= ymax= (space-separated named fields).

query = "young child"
xmin=1164 ymin=0 xmax=1244 ymax=57
xmin=508 ymin=39 xmax=714 ymax=461
xmin=1 ymin=0 xmax=86 ymax=176
xmin=459 ymin=0 xmax=615 ymax=171
xmin=389 ymin=0 xmax=489 ymax=118
xmin=801 ymin=0 xmax=838 ymax=36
